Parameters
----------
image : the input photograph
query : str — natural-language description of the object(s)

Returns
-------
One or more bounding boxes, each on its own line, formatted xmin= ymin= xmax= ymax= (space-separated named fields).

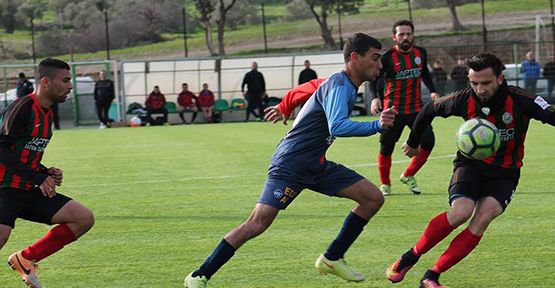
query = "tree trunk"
xmin=216 ymin=0 xmax=237 ymax=56
xmin=201 ymin=20 xmax=216 ymax=56
xmin=446 ymin=0 xmax=465 ymax=31
xmin=307 ymin=1 xmax=336 ymax=50
xmin=4 ymin=13 xmax=16 ymax=33
xmin=0 ymin=37 xmax=7 ymax=59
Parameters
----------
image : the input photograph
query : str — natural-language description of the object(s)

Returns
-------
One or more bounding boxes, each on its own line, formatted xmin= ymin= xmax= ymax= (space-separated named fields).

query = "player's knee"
xmin=359 ymin=186 xmax=384 ymax=210
xmin=77 ymin=207 xmax=95 ymax=232
xmin=447 ymin=209 xmax=472 ymax=227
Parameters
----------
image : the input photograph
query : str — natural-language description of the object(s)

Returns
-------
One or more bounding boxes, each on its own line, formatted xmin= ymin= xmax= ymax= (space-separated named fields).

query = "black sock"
xmin=422 ymin=269 xmax=440 ymax=282
xmin=324 ymin=212 xmax=368 ymax=261
xmin=192 ymin=112 xmax=197 ymax=122
xmin=397 ymin=248 xmax=420 ymax=271
xmin=193 ymin=239 xmax=236 ymax=279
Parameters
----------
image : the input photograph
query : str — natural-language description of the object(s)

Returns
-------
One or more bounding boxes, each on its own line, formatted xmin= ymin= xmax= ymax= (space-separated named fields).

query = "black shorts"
xmin=0 ymin=187 xmax=72 ymax=228
xmin=379 ymin=113 xmax=434 ymax=147
xmin=448 ymin=157 xmax=520 ymax=211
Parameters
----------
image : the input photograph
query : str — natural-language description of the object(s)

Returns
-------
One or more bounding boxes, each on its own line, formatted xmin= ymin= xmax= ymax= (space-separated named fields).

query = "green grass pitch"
xmin=1 ymin=116 xmax=553 ymax=287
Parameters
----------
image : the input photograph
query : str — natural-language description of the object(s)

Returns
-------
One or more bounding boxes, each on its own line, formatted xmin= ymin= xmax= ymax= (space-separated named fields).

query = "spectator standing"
xmin=298 ymin=60 xmax=318 ymax=85
xmin=450 ymin=58 xmax=468 ymax=92
xmin=198 ymin=83 xmax=215 ymax=123
xmin=431 ymin=60 xmax=447 ymax=95
xmin=520 ymin=51 xmax=541 ymax=94
xmin=177 ymin=83 xmax=198 ymax=124
xmin=543 ymin=55 xmax=555 ymax=101
xmin=145 ymin=85 xmax=168 ymax=125
xmin=93 ymin=70 xmax=115 ymax=129
xmin=16 ymin=72 xmax=34 ymax=98
xmin=241 ymin=62 xmax=266 ymax=121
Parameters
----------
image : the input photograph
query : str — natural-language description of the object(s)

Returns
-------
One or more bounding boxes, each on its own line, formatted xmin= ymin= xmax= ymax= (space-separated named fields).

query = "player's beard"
xmin=53 ymin=92 xmax=70 ymax=103
xmin=398 ymin=40 xmax=413 ymax=51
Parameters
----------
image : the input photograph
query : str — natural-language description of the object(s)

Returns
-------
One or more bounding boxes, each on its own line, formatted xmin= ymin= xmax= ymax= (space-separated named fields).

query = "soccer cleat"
xmin=184 ymin=272 xmax=208 ymax=288
xmin=380 ymin=184 xmax=392 ymax=195
xmin=314 ymin=254 xmax=365 ymax=282
xmin=386 ymin=257 xmax=414 ymax=283
xmin=7 ymin=251 xmax=42 ymax=288
xmin=400 ymin=174 xmax=422 ymax=194
xmin=420 ymin=278 xmax=449 ymax=288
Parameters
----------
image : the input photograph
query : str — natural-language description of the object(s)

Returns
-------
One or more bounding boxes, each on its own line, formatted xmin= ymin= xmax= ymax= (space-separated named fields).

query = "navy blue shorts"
xmin=258 ymin=161 xmax=365 ymax=210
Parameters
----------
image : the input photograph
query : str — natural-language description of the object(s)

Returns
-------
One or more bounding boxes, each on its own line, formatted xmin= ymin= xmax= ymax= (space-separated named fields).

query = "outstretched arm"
xmin=322 ymin=85 xmax=396 ymax=137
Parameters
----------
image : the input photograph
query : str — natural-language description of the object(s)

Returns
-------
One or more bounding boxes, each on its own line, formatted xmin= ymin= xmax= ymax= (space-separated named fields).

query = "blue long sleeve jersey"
xmin=270 ymin=71 xmax=383 ymax=174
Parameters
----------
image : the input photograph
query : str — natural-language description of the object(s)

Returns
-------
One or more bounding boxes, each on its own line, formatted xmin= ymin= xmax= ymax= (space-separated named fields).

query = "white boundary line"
xmin=65 ymin=154 xmax=456 ymax=188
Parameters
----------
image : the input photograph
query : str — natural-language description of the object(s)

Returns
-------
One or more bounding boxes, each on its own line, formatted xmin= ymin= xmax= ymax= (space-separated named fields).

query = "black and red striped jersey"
xmin=408 ymin=82 xmax=555 ymax=169
xmin=0 ymin=94 xmax=52 ymax=190
xmin=371 ymin=45 xmax=436 ymax=114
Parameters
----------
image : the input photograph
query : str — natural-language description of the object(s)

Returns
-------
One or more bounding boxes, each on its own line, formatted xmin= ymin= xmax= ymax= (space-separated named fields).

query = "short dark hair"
xmin=18 ymin=72 xmax=26 ymax=78
xmin=343 ymin=33 xmax=382 ymax=63
xmin=35 ymin=58 xmax=70 ymax=82
xmin=182 ymin=83 xmax=188 ymax=86
xmin=466 ymin=53 xmax=505 ymax=76
xmin=392 ymin=20 xmax=414 ymax=34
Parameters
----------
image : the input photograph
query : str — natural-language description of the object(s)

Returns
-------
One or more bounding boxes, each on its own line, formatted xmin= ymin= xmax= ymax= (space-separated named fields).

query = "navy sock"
xmin=324 ymin=212 xmax=368 ymax=261
xmin=193 ymin=239 xmax=236 ymax=279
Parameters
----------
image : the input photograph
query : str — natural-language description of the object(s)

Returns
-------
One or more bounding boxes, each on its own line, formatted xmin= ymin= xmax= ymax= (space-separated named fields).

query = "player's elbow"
xmin=329 ymin=122 xmax=349 ymax=137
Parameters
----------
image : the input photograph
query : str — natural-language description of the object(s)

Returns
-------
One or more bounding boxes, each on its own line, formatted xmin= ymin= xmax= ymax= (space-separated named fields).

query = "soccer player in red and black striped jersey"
xmin=386 ymin=53 xmax=555 ymax=287
xmin=0 ymin=58 xmax=94 ymax=288
xmin=370 ymin=20 xmax=440 ymax=195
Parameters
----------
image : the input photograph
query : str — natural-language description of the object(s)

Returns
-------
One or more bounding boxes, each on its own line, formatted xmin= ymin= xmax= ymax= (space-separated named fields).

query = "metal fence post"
xmin=71 ymin=64 xmax=79 ymax=127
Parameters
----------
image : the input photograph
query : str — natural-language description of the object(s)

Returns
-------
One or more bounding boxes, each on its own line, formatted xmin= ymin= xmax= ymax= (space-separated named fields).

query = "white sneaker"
xmin=99 ymin=123 xmax=107 ymax=129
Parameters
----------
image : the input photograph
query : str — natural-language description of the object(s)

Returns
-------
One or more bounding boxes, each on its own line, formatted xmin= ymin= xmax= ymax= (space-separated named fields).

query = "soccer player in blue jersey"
xmin=184 ymin=33 xmax=398 ymax=287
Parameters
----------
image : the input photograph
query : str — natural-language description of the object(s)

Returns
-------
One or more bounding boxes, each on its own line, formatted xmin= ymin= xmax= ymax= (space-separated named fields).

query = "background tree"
xmin=0 ymin=0 xmax=21 ymax=33
xmin=194 ymin=0 xmax=237 ymax=56
xmin=285 ymin=0 xmax=312 ymax=21
xmin=195 ymin=0 xmax=217 ymax=55
xmin=215 ymin=0 xmax=238 ymax=55
xmin=226 ymin=0 xmax=260 ymax=31
xmin=305 ymin=0 xmax=363 ymax=50
xmin=18 ymin=0 xmax=46 ymax=62
xmin=446 ymin=0 xmax=466 ymax=31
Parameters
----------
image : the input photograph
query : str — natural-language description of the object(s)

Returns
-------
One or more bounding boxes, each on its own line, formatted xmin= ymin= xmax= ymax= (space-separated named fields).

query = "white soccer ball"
xmin=456 ymin=118 xmax=501 ymax=160
xmin=129 ymin=116 xmax=142 ymax=127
